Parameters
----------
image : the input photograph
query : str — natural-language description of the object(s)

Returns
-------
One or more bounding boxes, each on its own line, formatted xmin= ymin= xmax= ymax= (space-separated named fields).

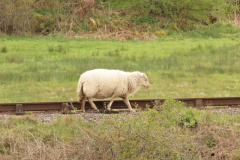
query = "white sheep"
xmin=77 ymin=69 xmax=149 ymax=112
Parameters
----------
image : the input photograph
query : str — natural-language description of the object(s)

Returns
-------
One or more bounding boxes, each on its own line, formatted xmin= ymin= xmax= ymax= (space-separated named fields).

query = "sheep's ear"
xmin=141 ymin=73 xmax=145 ymax=78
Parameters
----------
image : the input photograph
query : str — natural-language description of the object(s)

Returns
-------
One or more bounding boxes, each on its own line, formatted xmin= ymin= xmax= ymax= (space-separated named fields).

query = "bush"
xmin=176 ymin=110 xmax=199 ymax=128
xmin=99 ymin=0 xmax=226 ymax=28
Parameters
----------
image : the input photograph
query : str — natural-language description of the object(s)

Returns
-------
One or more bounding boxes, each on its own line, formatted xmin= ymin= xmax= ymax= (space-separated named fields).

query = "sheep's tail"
xmin=77 ymin=79 xmax=84 ymax=103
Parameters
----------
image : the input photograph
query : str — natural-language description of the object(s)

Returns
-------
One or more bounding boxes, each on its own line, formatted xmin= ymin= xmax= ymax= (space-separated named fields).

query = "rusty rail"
xmin=0 ymin=97 xmax=240 ymax=114
xmin=0 ymin=99 xmax=159 ymax=114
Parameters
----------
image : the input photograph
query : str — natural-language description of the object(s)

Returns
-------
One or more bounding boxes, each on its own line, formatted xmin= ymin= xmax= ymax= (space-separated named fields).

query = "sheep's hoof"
xmin=79 ymin=110 xmax=85 ymax=113
xmin=94 ymin=109 xmax=100 ymax=113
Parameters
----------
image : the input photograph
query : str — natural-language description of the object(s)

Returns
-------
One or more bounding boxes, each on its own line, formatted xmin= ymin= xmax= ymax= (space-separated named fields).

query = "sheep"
xmin=77 ymin=69 xmax=149 ymax=112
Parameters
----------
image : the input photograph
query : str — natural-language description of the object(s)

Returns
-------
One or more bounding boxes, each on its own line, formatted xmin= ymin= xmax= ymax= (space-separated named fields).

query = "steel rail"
xmin=0 ymin=97 xmax=240 ymax=114
xmin=0 ymin=99 xmax=159 ymax=114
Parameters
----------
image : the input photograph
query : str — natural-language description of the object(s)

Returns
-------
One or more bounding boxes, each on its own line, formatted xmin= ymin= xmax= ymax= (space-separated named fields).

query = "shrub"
xmin=100 ymin=0 xmax=226 ymax=28
xmin=176 ymin=110 xmax=199 ymax=128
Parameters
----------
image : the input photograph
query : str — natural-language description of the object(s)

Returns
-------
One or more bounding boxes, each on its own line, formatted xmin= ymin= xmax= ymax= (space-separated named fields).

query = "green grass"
xmin=0 ymin=34 xmax=240 ymax=102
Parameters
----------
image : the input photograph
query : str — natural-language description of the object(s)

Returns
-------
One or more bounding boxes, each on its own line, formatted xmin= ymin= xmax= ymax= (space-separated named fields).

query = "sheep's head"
xmin=140 ymin=73 xmax=149 ymax=89
xmin=132 ymin=72 xmax=150 ymax=88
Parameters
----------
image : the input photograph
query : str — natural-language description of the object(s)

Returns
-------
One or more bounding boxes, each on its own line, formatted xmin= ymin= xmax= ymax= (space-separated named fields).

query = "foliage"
xmin=100 ymin=0 xmax=227 ymax=28
xmin=0 ymin=0 xmax=96 ymax=35
xmin=0 ymin=0 xmax=239 ymax=35
xmin=34 ymin=7 xmax=57 ymax=15
xmin=48 ymin=45 xmax=69 ymax=54
xmin=232 ymin=149 xmax=240 ymax=160
xmin=131 ymin=15 xmax=158 ymax=25
xmin=0 ymin=0 xmax=33 ymax=34
xmin=161 ymin=99 xmax=199 ymax=127
xmin=1 ymin=100 xmax=240 ymax=159
xmin=176 ymin=110 xmax=198 ymax=128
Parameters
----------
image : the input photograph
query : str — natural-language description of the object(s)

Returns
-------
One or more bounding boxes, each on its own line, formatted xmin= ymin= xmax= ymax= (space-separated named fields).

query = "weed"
xmin=48 ymin=46 xmax=54 ymax=52
xmin=92 ymin=50 xmax=99 ymax=56
xmin=5 ymin=55 xmax=23 ymax=63
xmin=79 ymin=23 xmax=89 ymax=32
xmin=206 ymin=139 xmax=216 ymax=148
xmin=131 ymin=15 xmax=157 ymax=25
xmin=114 ymin=48 xmax=119 ymax=53
xmin=10 ymin=115 xmax=39 ymax=124
xmin=48 ymin=45 xmax=69 ymax=54
xmin=104 ymin=50 xmax=121 ymax=58
xmin=34 ymin=7 xmax=56 ymax=15
xmin=176 ymin=110 xmax=198 ymax=128
xmin=120 ymin=45 xmax=128 ymax=51
xmin=232 ymin=149 xmax=240 ymax=160
xmin=1 ymin=46 xmax=7 ymax=53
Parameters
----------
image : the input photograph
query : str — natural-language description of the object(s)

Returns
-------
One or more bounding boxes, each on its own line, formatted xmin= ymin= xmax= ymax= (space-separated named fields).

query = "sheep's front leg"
xmin=106 ymin=96 xmax=117 ymax=111
xmin=122 ymin=97 xmax=135 ymax=112
xmin=80 ymin=97 xmax=87 ymax=112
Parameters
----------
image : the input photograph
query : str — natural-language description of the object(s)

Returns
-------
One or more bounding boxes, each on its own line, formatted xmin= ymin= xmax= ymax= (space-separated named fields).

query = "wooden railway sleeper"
xmin=15 ymin=104 xmax=25 ymax=115
xmin=196 ymin=99 xmax=203 ymax=108
xmin=61 ymin=103 xmax=70 ymax=114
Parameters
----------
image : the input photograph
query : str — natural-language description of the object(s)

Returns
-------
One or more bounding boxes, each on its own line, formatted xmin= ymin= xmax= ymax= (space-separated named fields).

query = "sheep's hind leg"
xmin=88 ymin=98 xmax=99 ymax=112
xmin=122 ymin=97 xmax=135 ymax=112
xmin=80 ymin=97 xmax=87 ymax=112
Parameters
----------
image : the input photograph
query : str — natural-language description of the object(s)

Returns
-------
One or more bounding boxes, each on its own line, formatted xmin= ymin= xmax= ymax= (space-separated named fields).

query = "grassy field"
xmin=0 ymin=33 xmax=240 ymax=103
xmin=1 ymin=27 xmax=240 ymax=159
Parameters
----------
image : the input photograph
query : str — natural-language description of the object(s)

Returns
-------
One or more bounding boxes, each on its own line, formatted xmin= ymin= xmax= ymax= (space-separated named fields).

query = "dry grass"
xmin=195 ymin=123 xmax=240 ymax=159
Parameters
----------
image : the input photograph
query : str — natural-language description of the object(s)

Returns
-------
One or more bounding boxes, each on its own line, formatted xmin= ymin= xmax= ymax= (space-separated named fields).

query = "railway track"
xmin=1 ymin=97 xmax=240 ymax=114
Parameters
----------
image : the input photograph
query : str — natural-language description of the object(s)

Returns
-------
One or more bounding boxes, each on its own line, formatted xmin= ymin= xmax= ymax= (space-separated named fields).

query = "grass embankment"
xmin=1 ymin=0 xmax=239 ymax=40
xmin=0 ymin=32 xmax=240 ymax=102
xmin=1 ymin=100 xmax=240 ymax=159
